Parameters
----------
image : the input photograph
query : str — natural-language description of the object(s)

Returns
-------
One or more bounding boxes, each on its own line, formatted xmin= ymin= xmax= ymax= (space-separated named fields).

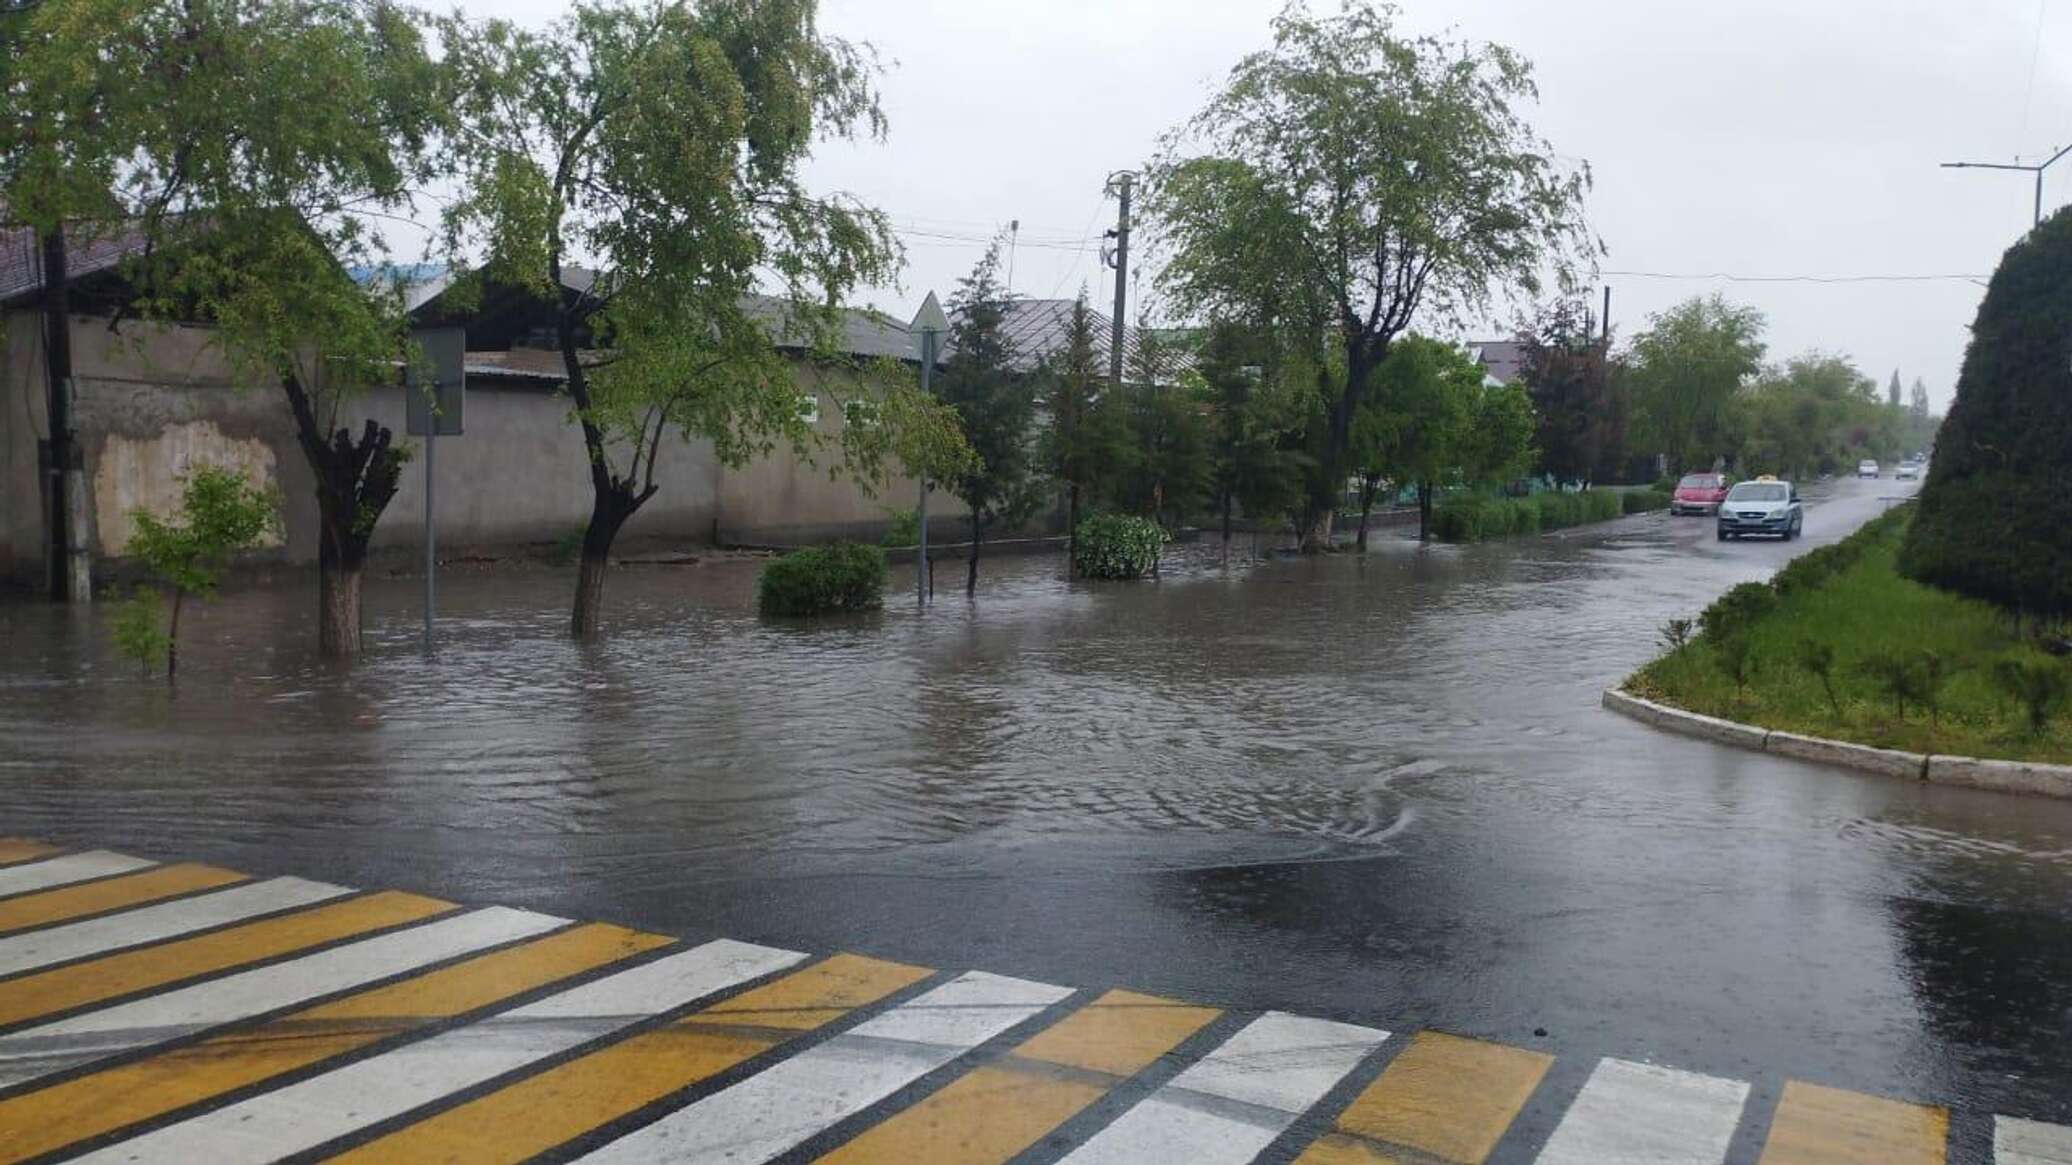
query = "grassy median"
xmin=1627 ymin=508 xmax=2072 ymax=763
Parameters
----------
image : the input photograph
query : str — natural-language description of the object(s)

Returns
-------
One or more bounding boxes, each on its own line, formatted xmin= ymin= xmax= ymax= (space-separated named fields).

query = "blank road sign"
xmin=405 ymin=328 xmax=465 ymax=437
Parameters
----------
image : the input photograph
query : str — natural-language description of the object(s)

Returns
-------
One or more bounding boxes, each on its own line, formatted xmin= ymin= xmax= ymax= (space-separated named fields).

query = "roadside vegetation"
xmin=1630 ymin=511 xmax=2072 ymax=763
xmin=1433 ymin=487 xmax=1667 ymax=543
xmin=757 ymin=544 xmax=888 ymax=618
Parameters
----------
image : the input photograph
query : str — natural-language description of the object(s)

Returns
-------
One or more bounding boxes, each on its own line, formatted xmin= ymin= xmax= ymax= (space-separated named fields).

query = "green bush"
xmin=1699 ymin=581 xmax=1779 ymax=641
xmin=757 ymin=543 xmax=888 ymax=616
xmin=1990 ymin=653 xmax=2070 ymax=735
xmin=1623 ymin=488 xmax=1673 ymax=515
xmin=1901 ymin=207 xmax=2072 ymax=618
xmin=1073 ymin=513 xmax=1167 ymax=579
xmin=110 ymin=587 xmax=170 ymax=677
xmin=881 ymin=508 xmax=919 ymax=548
xmin=1433 ymin=489 xmax=1634 ymax=543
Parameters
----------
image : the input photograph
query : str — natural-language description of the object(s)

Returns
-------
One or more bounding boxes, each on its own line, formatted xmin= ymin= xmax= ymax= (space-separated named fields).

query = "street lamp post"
xmin=1942 ymin=143 xmax=2072 ymax=228
xmin=908 ymin=292 xmax=949 ymax=606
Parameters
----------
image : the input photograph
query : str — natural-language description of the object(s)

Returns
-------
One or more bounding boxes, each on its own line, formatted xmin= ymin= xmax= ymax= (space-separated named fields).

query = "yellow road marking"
xmin=325 ymin=952 xmax=931 ymax=1165
xmin=1295 ymin=1031 xmax=1552 ymax=1165
xmin=0 ymin=863 xmax=247 ymax=934
xmin=815 ymin=987 xmax=1220 ymax=1165
xmin=0 ymin=922 xmax=665 ymax=1163
xmin=0 ymin=841 xmax=59 ymax=867
xmin=0 ymin=890 xmax=451 ymax=1028
xmin=1758 ymin=1080 xmax=1947 ymax=1165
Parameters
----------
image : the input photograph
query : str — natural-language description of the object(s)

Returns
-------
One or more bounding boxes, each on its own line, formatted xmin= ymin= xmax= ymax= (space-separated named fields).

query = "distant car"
xmin=1718 ymin=477 xmax=1803 ymax=541
xmin=1670 ymin=472 xmax=1731 ymax=516
xmin=1895 ymin=461 xmax=1921 ymax=481
xmin=1857 ymin=460 xmax=1880 ymax=479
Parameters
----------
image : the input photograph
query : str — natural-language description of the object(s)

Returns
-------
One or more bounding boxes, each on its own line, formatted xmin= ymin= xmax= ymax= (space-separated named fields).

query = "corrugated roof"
xmin=1472 ymin=339 xmax=1527 ymax=385
xmin=969 ymin=298 xmax=1193 ymax=381
xmin=0 ymin=223 xmax=156 ymax=306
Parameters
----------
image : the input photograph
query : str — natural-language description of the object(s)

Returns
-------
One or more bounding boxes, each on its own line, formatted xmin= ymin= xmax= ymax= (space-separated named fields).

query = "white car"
xmin=1895 ymin=461 xmax=1921 ymax=481
xmin=1857 ymin=460 xmax=1880 ymax=479
xmin=1718 ymin=478 xmax=1804 ymax=541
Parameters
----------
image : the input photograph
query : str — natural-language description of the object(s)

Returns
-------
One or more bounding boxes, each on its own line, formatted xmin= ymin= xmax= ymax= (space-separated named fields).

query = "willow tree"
xmin=442 ymin=0 xmax=960 ymax=637
xmin=1146 ymin=1 xmax=1594 ymax=550
xmin=0 ymin=0 xmax=445 ymax=656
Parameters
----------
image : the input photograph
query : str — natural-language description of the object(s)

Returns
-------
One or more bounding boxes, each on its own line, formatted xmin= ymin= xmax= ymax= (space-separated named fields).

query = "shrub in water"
xmin=757 ymin=543 xmax=888 ymax=616
xmin=1074 ymin=513 xmax=1167 ymax=579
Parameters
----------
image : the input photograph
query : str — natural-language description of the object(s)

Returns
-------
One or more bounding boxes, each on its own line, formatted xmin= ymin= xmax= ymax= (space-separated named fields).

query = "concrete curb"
xmin=1600 ymin=688 xmax=2072 ymax=799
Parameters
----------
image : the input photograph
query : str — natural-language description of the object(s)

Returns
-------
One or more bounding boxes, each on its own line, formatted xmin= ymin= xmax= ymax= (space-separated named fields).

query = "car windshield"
xmin=1729 ymin=483 xmax=1788 ymax=502
xmin=1678 ymin=474 xmax=1721 ymax=488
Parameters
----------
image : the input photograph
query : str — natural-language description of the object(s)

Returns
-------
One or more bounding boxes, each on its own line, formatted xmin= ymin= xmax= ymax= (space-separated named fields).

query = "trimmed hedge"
xmin=1433 ymin=488 xmax=1643 ymax=542
xmin=757 ymin=543 xmax=888 ymax=616
xmin=1073 ymin=513 xmax=1167 ymax=579
xmin=1623 ymin=488 xmax=1673 ymax=515
xmin=1900 ymin=208 xmax=2072 ymax=618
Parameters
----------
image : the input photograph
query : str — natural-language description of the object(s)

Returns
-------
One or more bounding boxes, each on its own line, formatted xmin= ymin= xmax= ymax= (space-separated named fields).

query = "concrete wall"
xmin=0 ymin=311 xmax=949 ymax=588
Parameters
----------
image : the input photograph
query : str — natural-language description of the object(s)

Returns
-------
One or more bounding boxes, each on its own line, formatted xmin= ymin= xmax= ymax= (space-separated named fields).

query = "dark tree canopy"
xmin=1518 ymin=301 xmax=1617 ymax=486
xmin=1900 ymin=210 xmax=2072 ymax=618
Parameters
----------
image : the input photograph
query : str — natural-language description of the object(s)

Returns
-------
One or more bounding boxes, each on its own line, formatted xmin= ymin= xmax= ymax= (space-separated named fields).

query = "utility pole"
xmin=1103 ymin=172 xmax=1134 ymax=384
xmin=1601 ymin=285 xmax=1611 ymax=347
xmin=1004 ymin=220 xmax=1020 ymax=296
xmin=40 ymin=225 xmax=89 ymax=603
xmin=1942 ymin=143 xmax=2072 ymax=227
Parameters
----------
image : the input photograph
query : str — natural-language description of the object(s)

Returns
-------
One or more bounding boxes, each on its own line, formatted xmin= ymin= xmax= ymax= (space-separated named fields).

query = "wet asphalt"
xmin=3 ymin=475 xmax=2069 ymax=1141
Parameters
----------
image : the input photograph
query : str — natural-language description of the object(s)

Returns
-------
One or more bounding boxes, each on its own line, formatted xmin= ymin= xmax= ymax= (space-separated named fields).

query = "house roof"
xmin=979 ymin=298 xmax=1194 ymax=380
xmin=0 ymin=223 xmax=156 ymax=307
xmin=1472 ymin=339 xmax=1527 ymax=385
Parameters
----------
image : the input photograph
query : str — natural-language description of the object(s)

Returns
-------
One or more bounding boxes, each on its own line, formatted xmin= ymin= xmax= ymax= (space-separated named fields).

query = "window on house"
xmin=842 ymin=399 xmax=882 ymax=429
xmin=795 ymin=394 xmax=820 ymax=426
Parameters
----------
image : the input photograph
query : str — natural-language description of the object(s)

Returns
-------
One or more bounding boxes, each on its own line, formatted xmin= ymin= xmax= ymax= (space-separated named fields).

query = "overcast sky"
xmin=464 ymin=0 xmax=2072 ymax=410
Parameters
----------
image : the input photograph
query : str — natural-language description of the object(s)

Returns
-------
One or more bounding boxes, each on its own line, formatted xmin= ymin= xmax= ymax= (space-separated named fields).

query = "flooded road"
xmin=5 ymin=476 xmax=2070 ymax=1127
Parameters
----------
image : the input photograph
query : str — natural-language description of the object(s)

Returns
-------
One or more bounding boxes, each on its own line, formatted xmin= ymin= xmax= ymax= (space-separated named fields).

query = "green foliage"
xmin=1622 ymin=488 xmax=1673 ymax=514
xmin=1627 ymin=295 xmax=1767 ymax=474
xmin=1991 ymin=654 xmax=2072 ymax=736
xmin=1040 ymin=294 xmax=1132 ymax=523
xmin=1192 ymin=319 xmax=1313 ymax=534
xmin=1659 ymin=618 xmax=1693 ymax=652
xmin=1431 ymin=489 xmax=1630 ymax=542
xmin=1713 ymin=633 xmax=1754 ymax=693
xmin=1114 ymin=378 xmax=1213 ymax=530
xmin=937 ymin=244 xmax=1043 ymax=581
xmin=1698 ymin=581 xmax=1779 ymax=642
xmin=1797 ymin=638 xmax=1840 ymax=715
xmin=1901 ymin=207 xmax=2072 ymax=618
xmin=1629 ymin=512 xmax=2072 ymax=761
xmin=1072 ymin=514 xmax=1169 ymax=580
xmin=110 ymin=588 xmax=171 ymax=678
xmin=1520 ymin=300 xmax=1621 ymax=484
xmin=880 ymin=508 xmax=918 ymax=548
xmin=127 ymin=466 xmax=280 ymax=601
xmin=548 ymin=527 xmax=585 ymax=567
xmin=1145 ymin=0 xmax=1594 ymax=542
xmin=1730 ymin=354 xmax=1919 ymax=480
xmin=756 ymin=543 xmax=887 ymax=617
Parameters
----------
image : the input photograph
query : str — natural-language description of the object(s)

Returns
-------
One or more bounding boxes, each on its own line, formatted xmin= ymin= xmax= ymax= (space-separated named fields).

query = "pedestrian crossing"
xmin=0 ymin=838 xmax=2062 ymax=1164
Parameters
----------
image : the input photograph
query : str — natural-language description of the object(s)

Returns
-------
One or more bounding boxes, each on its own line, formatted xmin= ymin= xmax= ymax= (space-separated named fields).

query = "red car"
xmin=1670 ymin=473 xmax=1731 ymax=515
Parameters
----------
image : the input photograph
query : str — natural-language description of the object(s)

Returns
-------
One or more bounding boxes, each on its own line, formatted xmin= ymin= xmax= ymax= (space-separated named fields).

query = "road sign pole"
xmin=424 ymin=425 xmax=436 ymax=649
xmin=907 ymin=293 xmax=949 ymax=608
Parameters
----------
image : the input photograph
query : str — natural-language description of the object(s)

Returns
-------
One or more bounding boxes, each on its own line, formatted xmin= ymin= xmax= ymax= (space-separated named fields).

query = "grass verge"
xmin=1628 ymin=508 xmax=2072 ymax=763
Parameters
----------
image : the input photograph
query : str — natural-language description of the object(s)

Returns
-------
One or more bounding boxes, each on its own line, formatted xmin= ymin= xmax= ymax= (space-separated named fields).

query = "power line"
xmin=1602 ymin=269 xmax=1988 ymax=284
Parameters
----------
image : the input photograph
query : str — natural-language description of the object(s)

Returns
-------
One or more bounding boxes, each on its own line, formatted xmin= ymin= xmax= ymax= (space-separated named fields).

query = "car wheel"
xmin=1717 ymin=528 xmax=1730 ymax=541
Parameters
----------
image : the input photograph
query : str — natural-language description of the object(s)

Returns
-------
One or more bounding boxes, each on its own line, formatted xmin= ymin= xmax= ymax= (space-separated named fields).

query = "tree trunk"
xmin=166 ymin=590 xmax=184 ymax=678
xmin=966 ymin=511 xmax=983 ymax=596
xmin=1298 ymin=507 xmax=1334 ymax=554
xmin=1220 ymin=490 xmax=1233 ymax=548
xmin=570 ymin=488 xmax=638 ymax=640
xmin=281 ymin=371 xmax=402 ymax=660
xmin=1418 ymin=482 xmax=1434 ymax=542
xmin=317 ymin=537 xmax=364 ymax=658
xmin=1355 ymin=475 xmax=1380 ymax=553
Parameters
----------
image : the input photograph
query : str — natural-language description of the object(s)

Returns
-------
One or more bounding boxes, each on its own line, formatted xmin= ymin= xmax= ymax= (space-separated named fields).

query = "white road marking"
xmin=574 ymin=969 xmax=1073 ymax=1164
xmin=0 ymin=877 xmax=349 ymax=976
xmin=1999 ymin=1114 xmax=2072 ymax=1165
xmin=0 ymin=852 xmax=153 ymax=898
xmin=1535 ymin=1057 xmax=1748 ymax=1165
xmin=0 ymin=906 xmax=563 ymax=1091
xmin=73 ymin=938 xmax=803 ymax=1165
xmin=1054 ymin=1011 xmax=1388 ymax=1165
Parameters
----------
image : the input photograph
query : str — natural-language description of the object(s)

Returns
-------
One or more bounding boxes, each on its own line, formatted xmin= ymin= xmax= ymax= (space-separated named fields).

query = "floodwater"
xmin=4 ymin=476 xmax=2071 ymax=1129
